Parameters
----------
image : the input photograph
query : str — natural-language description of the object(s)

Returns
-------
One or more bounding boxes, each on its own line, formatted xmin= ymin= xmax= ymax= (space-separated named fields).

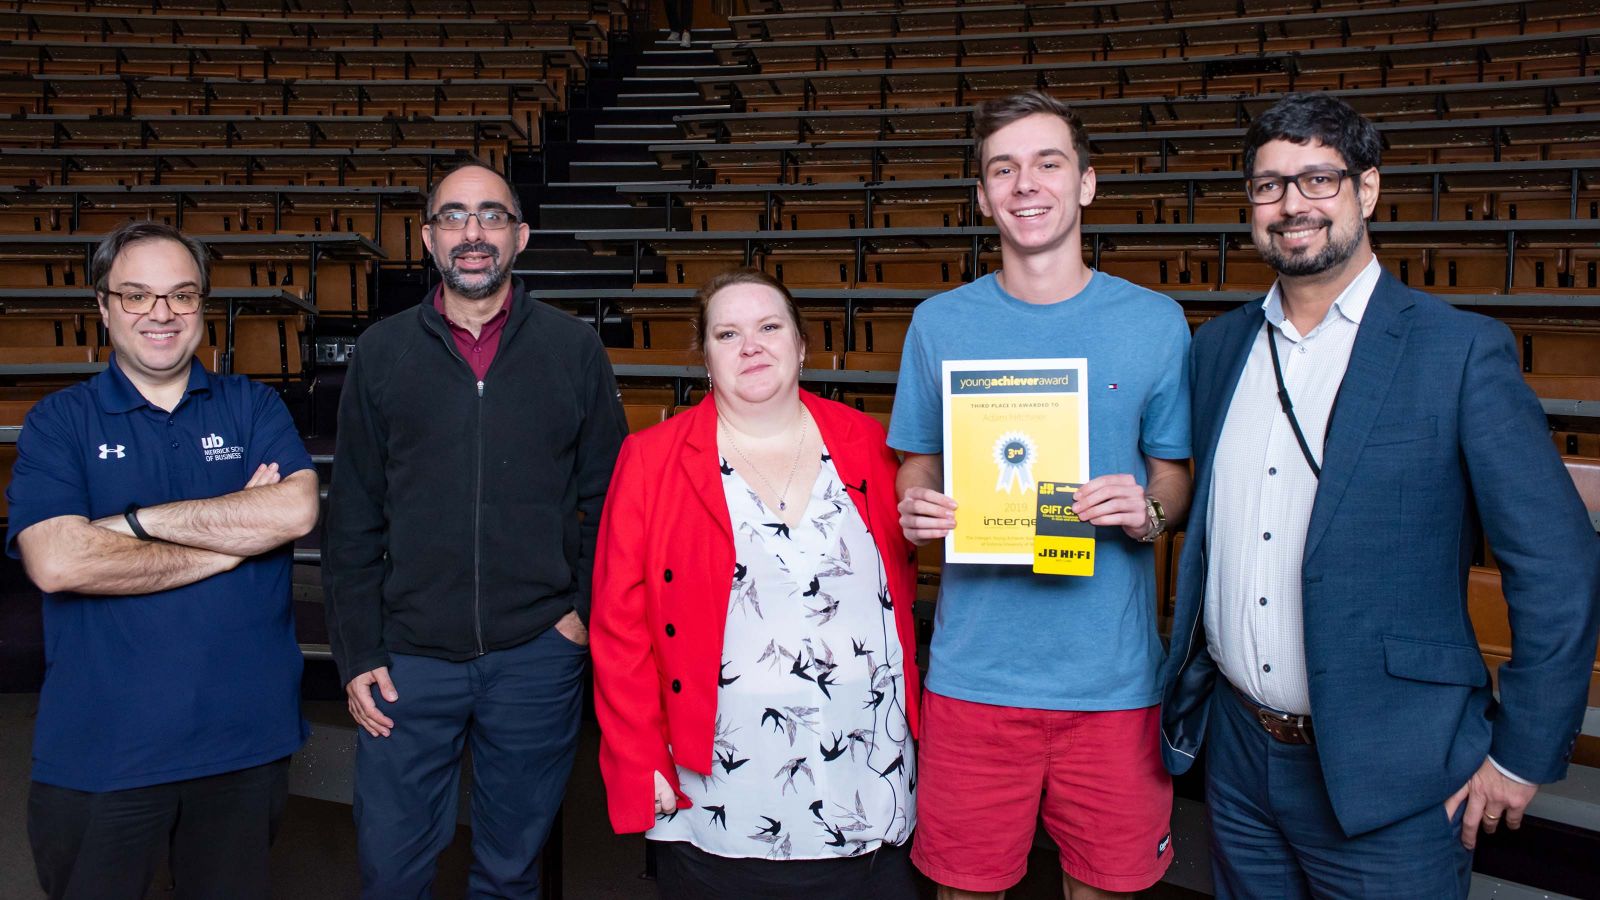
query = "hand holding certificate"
xmin=940 ymin=359 xmax=1091 ymax=565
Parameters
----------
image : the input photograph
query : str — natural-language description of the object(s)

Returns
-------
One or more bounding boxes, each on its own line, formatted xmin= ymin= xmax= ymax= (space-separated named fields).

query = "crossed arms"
xmin=17 ymin=463 xmax=320 ymax=596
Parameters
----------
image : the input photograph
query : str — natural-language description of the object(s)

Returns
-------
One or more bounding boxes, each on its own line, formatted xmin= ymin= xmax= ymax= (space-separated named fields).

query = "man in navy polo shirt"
xmin=7 ymin=220 xmax=320 ymax=900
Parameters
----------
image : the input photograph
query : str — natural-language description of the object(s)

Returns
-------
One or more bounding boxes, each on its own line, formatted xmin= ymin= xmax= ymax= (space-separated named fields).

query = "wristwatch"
xmin=1136 ymin=495 xmax=1166 ymax=543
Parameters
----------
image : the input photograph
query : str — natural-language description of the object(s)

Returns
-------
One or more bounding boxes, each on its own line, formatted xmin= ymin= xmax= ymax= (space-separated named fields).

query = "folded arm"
xmin=98 ymin=465 xmax=319 ymax=556
xmin=17 ymin=514 xmax=242 ymax=595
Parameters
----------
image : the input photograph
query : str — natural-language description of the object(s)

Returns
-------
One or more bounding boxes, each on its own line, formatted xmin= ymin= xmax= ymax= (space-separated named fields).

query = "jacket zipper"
xmin=472 ymin=378 xmax=486 ymax=656
xmin=422 ymin=310 xmax=490 ymax=658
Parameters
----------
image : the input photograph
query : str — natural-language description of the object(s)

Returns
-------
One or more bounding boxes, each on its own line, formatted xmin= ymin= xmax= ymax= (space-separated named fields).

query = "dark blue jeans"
xmin=354 ymin=627 xmax=586 ymax=899
xmin=1204 ymin=684 xmax=1473 ymax=899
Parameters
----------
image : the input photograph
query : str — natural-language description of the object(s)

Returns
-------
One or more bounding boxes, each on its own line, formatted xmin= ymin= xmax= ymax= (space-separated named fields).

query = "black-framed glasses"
xmin=102 ymin=290 xmax=203 ymax=315
xmin=1245 ymin=169 xmax=1352 ymax=205
xmin=426 ymin=210 xmax=519 ymax=231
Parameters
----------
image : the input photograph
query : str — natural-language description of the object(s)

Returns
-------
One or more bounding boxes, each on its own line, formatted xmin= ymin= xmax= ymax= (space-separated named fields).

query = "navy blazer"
xmin=1158 ymin=270 xmax=1600 ymax=837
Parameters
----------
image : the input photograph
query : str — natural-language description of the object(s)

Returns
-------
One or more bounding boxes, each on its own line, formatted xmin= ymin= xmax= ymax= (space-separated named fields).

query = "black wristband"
xmin=123 ymin=504 xmax=153 ymax=541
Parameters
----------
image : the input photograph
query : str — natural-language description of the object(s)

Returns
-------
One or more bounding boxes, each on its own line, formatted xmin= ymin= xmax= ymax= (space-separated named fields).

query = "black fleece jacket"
xmin=323 ymin=280 xmax=626 ymax=685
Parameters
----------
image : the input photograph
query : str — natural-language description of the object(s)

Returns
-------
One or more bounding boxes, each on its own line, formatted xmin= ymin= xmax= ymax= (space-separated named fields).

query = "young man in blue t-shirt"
xmin=7 ymin=221 xmax=320 ymax=900
xmin=889 ymin=92 xmax=1193 ymax=899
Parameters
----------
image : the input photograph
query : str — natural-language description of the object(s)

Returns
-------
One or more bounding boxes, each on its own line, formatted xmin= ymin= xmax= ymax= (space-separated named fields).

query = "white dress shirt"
xmin=1204 ymin=256 xmax=1381 ymax=716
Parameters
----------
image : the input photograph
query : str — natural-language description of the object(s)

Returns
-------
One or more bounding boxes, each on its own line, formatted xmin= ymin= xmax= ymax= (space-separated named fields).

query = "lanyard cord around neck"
xmin=1265 ymin=320 xmax=1324 ymax=480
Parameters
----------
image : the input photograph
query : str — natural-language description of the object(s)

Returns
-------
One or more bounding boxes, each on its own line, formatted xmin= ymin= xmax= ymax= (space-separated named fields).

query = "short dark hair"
xmin=425 ymin=160 xmax=523 ymax=221
xmin=91 ymin=220 xmax=210 ymax=299
xmin=972 ymin=91 xmax=1092 ymax=179
xmin=1242 ymin=93 xmax=1383 ymax=179
xmin=691 ymin=268 xmax=809 ymax=354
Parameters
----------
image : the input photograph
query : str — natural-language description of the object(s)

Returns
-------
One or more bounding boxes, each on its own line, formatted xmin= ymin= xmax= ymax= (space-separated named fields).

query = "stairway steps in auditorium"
xmin=607 ymin=103 xmax=731 ymax=117
xmin=539 ymin=181 xmax=681 ymax=205
xmin=537 ymin=203 xmax=676 ymax=231
xmin=636 ymin=64 xmax=743 ymax=78
xmin=614 ymin=90 xmax=713 ymax=107
xmin=516 ymin=27 xmax=753 ymax=296
xmin=593 ymin=123 xmax=684 ymax=141
xmin=638 ymin=48 xmax=721 ymax=66
xmin=568 ymin=159 xmax=685 ymax=183
xmin=620 ymin=76 xmax=700 ymax=94
xmin=574 ymin=138 xmax=710 ymax=162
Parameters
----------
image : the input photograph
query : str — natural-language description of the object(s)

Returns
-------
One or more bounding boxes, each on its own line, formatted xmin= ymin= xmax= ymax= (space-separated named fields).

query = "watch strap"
xmin=1137 ymin=495 xmax=1166 ymax=543
xmin=123 ymin=503 xmax=154 ymax=541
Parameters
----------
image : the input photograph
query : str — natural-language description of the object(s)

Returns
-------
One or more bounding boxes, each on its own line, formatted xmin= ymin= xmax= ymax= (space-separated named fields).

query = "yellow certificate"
xmin=940 ymin=359 xmax=1090 ymax=565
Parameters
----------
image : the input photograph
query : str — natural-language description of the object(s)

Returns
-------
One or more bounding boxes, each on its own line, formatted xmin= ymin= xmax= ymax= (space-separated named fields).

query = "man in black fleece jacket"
xmin=324 ymin=162 xmax=626 ymax=898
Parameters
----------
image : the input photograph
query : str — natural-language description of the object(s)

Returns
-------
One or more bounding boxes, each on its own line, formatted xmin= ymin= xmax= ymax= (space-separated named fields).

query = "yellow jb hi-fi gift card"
xmin=1034 ymin=482 xmax=1095 ymax=576
xmin=940 ymin=358 xmax=1090 ymax=565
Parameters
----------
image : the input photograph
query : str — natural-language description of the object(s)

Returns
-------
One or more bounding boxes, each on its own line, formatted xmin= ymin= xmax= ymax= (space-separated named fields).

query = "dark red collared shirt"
xmin=433 ymin=285 xmax=512 ymax=382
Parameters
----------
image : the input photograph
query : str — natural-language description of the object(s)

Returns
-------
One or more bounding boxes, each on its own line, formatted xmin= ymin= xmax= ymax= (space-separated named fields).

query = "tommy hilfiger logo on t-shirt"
xmin=200 ymin=433 xmax=243 ymax=462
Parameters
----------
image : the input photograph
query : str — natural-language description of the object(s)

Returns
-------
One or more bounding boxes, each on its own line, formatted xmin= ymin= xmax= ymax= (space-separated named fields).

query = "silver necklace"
xmin=719 ymin=406 xmax=810 ymax=511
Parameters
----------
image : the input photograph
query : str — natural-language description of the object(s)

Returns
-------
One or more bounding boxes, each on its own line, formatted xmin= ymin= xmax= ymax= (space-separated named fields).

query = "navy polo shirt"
xmin=6 ymin=355 xmax=312 ymax=792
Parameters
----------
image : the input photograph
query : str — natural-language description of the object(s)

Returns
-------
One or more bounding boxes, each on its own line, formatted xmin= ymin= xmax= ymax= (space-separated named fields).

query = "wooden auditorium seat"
xmin=852 ymin=309 xmax=914 ymax=354
xmin=622 ymin=403 xmax=669 ymax=433
xmin=0 ymin=345 xmax=95 ymax=365
xmin=843 ymin=350 xmax=901 ymax=371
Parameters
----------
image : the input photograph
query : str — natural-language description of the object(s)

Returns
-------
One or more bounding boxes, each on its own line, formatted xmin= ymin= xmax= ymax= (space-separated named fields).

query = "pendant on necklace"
xmin=778 ymin=501 xmax=787 ymax=511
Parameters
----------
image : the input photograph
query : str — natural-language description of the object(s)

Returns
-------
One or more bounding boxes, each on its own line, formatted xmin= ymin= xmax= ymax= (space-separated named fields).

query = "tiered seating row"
xmin=0 ymin=183 xmax=428 ymax=262
xmin=0 ymin=146 xmax=475 ymax=186
xmin=0 ymin=231 xmax=382 ymax=313
xmin=623 ymin=160 xmax=1600 ymax=234
xmin=674 ymin=77 xmax=1600 ymax=141
xmin=732 ymin=0 xmax=1484 ymax=37
xmin=697 ymin=29 xmax=1600 ymax=110
xmin=716 ymin=0 xmax=1598 ymax=73
xmin=651 ymin=114 xmax=1600 ymax=182
xmin=1 ymin=0 xmax=620 ymax=21
xmin=0 ymin=11 xmax=599 ymax=46
xmin=575 ymin=221 xmax=1600 ymax=294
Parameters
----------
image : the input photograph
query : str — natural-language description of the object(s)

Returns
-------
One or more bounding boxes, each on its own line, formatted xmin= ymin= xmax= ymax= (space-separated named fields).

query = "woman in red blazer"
xmin=591 ymin=269 xmax=922 ymax=900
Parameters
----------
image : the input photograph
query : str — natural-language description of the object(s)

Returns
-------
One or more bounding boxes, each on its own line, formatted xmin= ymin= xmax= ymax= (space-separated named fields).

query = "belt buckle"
xmin=1255 ymin=707 xmax=1310 ymax=744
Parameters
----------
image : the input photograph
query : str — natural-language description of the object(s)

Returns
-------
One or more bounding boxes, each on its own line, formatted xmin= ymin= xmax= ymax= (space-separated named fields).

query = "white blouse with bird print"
xmin=646 ymin=444 xmax=916 ymax=860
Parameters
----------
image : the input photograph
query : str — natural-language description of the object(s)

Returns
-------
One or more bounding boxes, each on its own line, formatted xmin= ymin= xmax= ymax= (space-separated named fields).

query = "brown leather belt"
xmin=1228 ymin=682 xmax=1315 ymax=745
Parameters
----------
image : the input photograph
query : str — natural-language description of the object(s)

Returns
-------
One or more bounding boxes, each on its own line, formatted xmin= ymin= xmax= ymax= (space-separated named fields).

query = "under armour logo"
xmin=200 ymin=433 xmax=225 ymax=450
xmin=98 ymin=443 xmax=125 ymax=460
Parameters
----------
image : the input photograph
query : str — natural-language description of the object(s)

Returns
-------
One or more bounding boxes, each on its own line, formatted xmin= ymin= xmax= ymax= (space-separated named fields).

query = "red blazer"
xmin=590 ymin=390 xmax=921 ymax=834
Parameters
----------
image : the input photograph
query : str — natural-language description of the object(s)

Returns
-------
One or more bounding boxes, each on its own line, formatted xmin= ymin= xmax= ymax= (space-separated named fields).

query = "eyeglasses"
xmin=1245 ymin=169 xmax=1352 ymax=205
xmin=426 ymin=210 xmax=519 ymax=231
xmin=102 ymin=290 xmax=203 ymax=315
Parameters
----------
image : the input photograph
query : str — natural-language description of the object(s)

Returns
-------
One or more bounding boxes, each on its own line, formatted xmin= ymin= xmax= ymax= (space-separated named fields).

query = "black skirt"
xmin=651 ymin=838 xmax=921 ymax=900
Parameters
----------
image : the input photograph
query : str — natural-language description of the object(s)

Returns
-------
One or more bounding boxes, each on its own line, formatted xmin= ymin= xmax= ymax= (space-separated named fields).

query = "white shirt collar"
xmin=1261 ymin=254 xmax=1382 ymax=332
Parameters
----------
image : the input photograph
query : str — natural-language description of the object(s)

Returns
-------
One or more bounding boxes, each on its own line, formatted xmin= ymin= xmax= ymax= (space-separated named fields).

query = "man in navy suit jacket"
xmin=1158 ymin=93 xmax=1600 ymax=898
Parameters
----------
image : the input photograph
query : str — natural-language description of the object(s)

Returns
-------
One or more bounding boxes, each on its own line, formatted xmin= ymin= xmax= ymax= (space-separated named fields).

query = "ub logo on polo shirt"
xmin=201 ymin=432 xmax=244 ymax=462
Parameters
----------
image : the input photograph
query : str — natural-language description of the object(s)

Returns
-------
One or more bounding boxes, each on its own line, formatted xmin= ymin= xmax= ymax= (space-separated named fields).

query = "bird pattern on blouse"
xmin=645 ymin=448 xmax=915 ymax=861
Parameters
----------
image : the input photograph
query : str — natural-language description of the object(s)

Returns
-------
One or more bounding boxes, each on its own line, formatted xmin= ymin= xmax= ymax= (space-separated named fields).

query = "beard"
xmin=1256 ymin=213 xmax=1365 ymax=278
xmin=437 ymin=240 xmax=513 ymax=300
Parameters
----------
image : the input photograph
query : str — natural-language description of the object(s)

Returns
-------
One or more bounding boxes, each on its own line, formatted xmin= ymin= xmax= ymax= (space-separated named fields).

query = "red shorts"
xmin=910 ymin=691 xmax=1174 ymax=893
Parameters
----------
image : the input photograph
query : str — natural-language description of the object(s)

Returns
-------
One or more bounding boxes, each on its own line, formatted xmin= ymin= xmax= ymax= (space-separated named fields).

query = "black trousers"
xmin=664 ymin=0 xmax=693 ymax=33
xmin=28 ymin=757 xmax=290 ymax=900
xmin=652 ymin=838 xmax=920 ymax=900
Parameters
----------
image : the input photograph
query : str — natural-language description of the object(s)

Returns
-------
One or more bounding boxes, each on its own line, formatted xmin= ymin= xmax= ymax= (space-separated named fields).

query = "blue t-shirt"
xmin=6 ymin=356 xmax=313 ymax=792
xmin=888 ymin=272 xmax=1191 ymax=710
